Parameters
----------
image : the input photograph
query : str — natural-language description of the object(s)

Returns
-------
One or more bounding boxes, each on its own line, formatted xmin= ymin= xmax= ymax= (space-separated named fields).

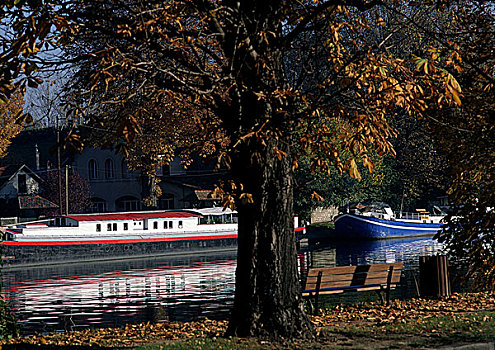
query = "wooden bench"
xmin=302 ymin=262 xmax=403 ymax=314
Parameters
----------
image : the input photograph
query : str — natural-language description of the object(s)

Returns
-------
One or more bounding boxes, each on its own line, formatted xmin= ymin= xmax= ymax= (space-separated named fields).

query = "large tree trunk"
xmin=217 ymin=1 xmax=313 ymax=337
xmin=226 ymin=137 xmax=314 ymax=338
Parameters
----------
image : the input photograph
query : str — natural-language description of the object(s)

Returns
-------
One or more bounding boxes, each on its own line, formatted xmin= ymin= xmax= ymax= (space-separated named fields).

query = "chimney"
xmin=35 ymin=144 xmax=40 ymax=170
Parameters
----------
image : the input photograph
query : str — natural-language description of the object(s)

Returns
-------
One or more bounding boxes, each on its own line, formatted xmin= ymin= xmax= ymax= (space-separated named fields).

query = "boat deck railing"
xmin=396 ymin=212 xmax=436 ymax=220
xmin=369 ymin=213 xmax=387 ymax=219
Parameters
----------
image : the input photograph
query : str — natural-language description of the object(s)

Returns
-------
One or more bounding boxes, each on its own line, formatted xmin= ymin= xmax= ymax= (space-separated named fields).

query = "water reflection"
xmin=1 ymin=253 xmax=236 ymax=335
xmin=335 ymin=237 xmax=444 ymax=267
xmin=300 ymin=237 xmax=444 ymax=269
xmin=1 ymin=237 xmax=445 ymax=335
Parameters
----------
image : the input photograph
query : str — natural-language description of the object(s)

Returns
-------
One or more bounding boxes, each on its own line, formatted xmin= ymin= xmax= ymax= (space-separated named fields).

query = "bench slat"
xmin=306 ymin=266 xmax=358 ymax=276
xmin=302 ymin=283 xmax=399 ymax=296
xmin=303 ymin=283 xmax=383 ymax=294
xmin=309 ymin=279 xmax=395 ymax=290
xmin=304 ymin=270 xmax=402 ymax=289
xmin=306 ymin=263 xmax=403 ymax=278
xmin=305 ymin=270 xmax=401 ymax=283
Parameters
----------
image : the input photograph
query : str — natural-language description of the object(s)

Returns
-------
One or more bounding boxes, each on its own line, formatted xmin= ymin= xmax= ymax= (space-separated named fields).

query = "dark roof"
xmin=0 ymin=164 xmax=21 ymax=188
xmin=18 ymin=195 xmax=58 ymax=209
xmin=160 ymin=171 xmax=230 ymax=191
xmin=194 ymin=190 xmax=213 ymax=200
xmin=0 ymin=164 xmax=43 ymax=188
xmin=65 ymin=211 xmax=199 ymax=222
xmin=182 ymin=189 xmax=217 ymax=202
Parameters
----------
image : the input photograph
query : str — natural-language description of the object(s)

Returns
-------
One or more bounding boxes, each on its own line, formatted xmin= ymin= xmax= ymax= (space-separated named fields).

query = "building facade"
xmin=73 ymin=148 xmax=225 ymax=213
xmin=2 ymin=128 xmax=228 ymax=215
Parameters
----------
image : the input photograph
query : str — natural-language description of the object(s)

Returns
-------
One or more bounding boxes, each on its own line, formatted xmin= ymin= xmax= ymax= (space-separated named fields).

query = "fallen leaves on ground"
xmin=1 ymin=319 xmax=228 ymax=347
xmin=1 ymin=292 xmax=494 ymax=348
xmin=311 ymin=291 xmax=495 ymax=328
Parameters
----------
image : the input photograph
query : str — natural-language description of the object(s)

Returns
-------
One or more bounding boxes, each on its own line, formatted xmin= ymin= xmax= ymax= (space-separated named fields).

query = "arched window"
xmin=116 ymin=196 xmax=140 ymax=211
xmin=90 ymin=197 xmax=107 ymax=213
xmin=121 ymin=160 xmax=129 ymax=179
xmin=104 ymin=158 xmax=114 ymax=179
xmin=88 ymin=159 xmax=98 ymax=180
xmin=159 ymin=193 xmax=174 ymax=209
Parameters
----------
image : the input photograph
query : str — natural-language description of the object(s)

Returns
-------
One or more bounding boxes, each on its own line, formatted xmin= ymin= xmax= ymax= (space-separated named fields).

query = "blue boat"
xmin=332 ymin=203 xmax=446 ymax=240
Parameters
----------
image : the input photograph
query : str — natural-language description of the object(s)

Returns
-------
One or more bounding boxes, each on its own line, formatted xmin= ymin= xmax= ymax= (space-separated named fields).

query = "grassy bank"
xmin=308 ymin=222 xmax=335 ymax=229
xmin=2 ymin=292 xmax=494 ymax=349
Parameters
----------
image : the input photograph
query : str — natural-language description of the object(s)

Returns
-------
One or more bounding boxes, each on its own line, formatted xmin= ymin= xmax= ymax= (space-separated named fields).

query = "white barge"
xmin=1 ymin=208 xmax=238 ymax=267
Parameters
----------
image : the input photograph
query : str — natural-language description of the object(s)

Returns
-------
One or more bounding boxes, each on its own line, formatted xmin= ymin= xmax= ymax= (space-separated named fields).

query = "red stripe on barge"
xmin=1 ymin=234 xmax=237 ymax=246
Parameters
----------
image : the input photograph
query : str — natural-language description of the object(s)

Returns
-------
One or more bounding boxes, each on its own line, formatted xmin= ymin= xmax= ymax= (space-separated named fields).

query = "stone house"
xmin=0 ymin=164 xmax=58 ymax=220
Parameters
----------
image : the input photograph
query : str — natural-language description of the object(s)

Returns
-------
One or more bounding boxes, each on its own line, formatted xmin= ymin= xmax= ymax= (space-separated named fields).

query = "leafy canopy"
xmin=0 ymin=1 xmax=462 ymax=182
xmin=0 ymin=88 xmax=25 ymax=158
xmin=426 ymin=3 xmax=495 ymax=291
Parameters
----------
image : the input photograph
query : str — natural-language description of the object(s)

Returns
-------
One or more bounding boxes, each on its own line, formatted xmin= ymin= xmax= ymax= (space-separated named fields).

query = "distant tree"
xmin=0 ymin=88 xmax=25 ymax=158
xmin=41 ymin=169 xmax=92 ymax=215
xmin=294 ymin=155 xmax=396 ymax=221
xmin=25 ymin=76 xmax=70 ymax=129
xmin=423 ymin=3 xmax=495 ymax=290
xmin=389 ymin=113 xmax=450 ymax=211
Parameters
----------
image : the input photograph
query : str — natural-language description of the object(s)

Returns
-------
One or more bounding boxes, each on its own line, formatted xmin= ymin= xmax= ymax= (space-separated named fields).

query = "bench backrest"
xmin=304 ymin=262 xmax=403 ymax=291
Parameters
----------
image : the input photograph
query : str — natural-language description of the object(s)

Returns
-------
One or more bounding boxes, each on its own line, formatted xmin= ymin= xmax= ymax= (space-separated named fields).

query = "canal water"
xmin=1 ymin=237 xmax=446 ymax=335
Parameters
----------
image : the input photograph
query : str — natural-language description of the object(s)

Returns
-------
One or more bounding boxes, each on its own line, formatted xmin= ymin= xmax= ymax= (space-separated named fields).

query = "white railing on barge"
xmin=396 ymin=212 xmax=431 ymax=221
xmin=395 ymin=211 xmax=446 ymax=224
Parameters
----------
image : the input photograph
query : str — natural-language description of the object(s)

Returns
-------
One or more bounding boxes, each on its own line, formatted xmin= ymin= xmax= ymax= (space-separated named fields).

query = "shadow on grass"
xmin=2 ymin=345 xmax=115 ymax=350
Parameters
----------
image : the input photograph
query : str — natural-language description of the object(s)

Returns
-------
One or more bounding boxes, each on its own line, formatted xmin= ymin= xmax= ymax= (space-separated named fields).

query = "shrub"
xmin=0 ymin=298 xmax=19 ymax=340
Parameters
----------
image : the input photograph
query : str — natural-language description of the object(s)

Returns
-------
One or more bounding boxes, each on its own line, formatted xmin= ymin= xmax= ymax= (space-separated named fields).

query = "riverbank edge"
xmin=1 ymin=291 xmax=494 ymax=349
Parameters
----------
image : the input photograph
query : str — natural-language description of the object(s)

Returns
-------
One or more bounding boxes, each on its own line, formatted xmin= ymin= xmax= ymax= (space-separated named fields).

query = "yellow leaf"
xmin=451 ymin=88 xmax=461 ymax=106
xmin=349 ymin=159 xmax=361 ymax=181
xmin=239 ymin=192 xmax=254 ymax=205
xmin=292 ymin=159 xmax=298 ymax=171
xmin=311 ymin=191 xmax=324 ymax=201
xmin=376 ymin=16 xmax=386 ymax=27
xmin=273 ymin=148 xmax=287 ymax=160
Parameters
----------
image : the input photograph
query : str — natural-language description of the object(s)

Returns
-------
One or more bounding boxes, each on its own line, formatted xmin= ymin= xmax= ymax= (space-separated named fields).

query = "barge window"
xmin=113 ymin=223 xmax=117 ymax=231
xmin=178 ymin=220 xmax=183 ymax=229
xmin=107 ymin=223 xmax=112 ymax=231
xmin=123 ymin=223 xmax=128 ymax=230
xmin=96 ymin=224 xmax=101 ymax=232
xmin=153 ymin=221 xmax=158 ymax=229
xmin=169 ymin=221 xmax=173 ymax=229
